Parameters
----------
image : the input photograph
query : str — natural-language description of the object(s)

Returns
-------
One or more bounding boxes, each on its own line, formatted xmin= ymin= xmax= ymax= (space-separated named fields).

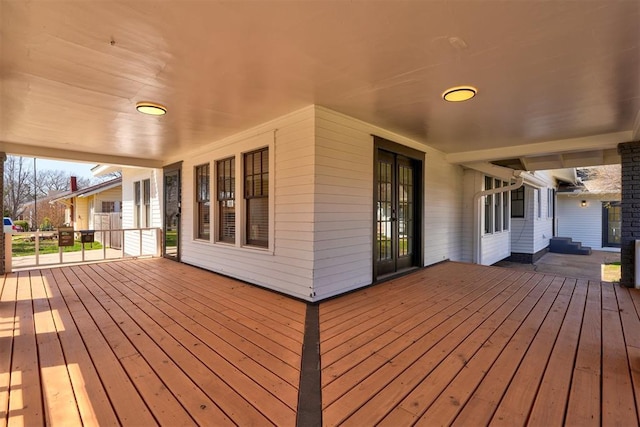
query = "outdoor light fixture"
xmin=442 ymin=86 xmax=478 ymax=102
xmin=136 ymin=101 xmax=167 ymax=116
xmin=581 ymin=200 xmax=587 ymax=207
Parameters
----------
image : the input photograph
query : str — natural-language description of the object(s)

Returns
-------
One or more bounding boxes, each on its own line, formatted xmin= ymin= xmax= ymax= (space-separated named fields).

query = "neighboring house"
xmin=52 ymin=177 xmax=122 ymax=231
xmin=556 ymin=169 xmax=621 ymax=252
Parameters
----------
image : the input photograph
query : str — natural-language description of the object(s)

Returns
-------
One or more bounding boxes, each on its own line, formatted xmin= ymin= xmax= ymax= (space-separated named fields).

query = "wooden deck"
xmin=0 ymin=258 xmax=306 ymax=426
xmin=2 ymin=259 xmax=640 ymax=426
xmin=320 ymin=261 xmax=640 ymax=426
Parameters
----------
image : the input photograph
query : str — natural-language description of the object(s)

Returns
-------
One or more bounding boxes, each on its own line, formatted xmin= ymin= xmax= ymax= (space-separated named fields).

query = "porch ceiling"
xmin=1 ymin=1 xmax=639 ymax=167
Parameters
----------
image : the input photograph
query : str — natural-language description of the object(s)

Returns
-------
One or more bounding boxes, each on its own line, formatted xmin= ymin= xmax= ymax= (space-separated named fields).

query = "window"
xmin=484 ymin=176 xmax=493 ymax=234
xmin=217 ymin=157 xmax=235 ymax=243
xmin=195 ymin=164 xmax=210 ymax=240
xmin=134 ymin=181 xmax=141 ymax=227
xmin=134 ymin=179 xmax=151 ymax=228
xmin=102 ymin=201 xmax=115 ymax=213
xmin=244 ymin=148 xmax=269 ymax=247
xmin=536 ymin=188 xmax=541 ymax=219
xmin=503 ymin=181 xmax=509 ymax=230
xmin=494 ymin=179 xmax=502 ymax=232
xmin=547 ymin=188 xmax=554 ymax=218
xmin=143 ymin=179 xmax=151 ymax=227
xmin=511 ymin=186 xmax=525 ymax=218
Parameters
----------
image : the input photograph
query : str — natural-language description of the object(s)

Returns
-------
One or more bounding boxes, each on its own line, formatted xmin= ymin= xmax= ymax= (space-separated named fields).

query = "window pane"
xmin=247 ymin=197 xmax=268 ymax=246
xmin=244 ymin=148 xmax=269 ymax=247
xmin=195 ymin=164 xmax=210 ymax=240
xmin=511 ymin=186 xmax=525 ymax=218
xmin=216 ymin=157 xmax=235 ymax=243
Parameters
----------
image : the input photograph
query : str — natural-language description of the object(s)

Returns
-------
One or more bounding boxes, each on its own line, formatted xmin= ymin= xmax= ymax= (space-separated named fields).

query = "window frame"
xmin=511 ymin=186 xmax=525 ymax=219
xmin=216 ymin=157 xmax=235 ymax=244
xmin=244 ymin=147 xmax=269 ymax=248
xmin=195 ymin=163 xmax=211 ymax=241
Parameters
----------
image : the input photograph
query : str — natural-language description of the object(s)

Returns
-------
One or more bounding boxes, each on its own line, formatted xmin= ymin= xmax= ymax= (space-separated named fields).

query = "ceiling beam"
xmin=445 ymin=131 xmax=632 ymax=164
xmin=0 ymin=141 xmax=164 ymax=169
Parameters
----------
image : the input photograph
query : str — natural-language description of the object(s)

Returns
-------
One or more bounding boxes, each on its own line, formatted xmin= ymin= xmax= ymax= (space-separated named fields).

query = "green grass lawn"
xmin=602 ymin=263 xmax=621 ymax=282
xmin=11 ymin=237 xmax=103 ymax=257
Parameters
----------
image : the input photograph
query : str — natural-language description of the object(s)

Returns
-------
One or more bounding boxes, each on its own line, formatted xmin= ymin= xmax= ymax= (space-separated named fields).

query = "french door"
xmin=602 ymin=201 xmax=621 ymax=248
xmin=375 ymin=146 xmax=422 ymax=278
xmin=163 ymin=164 xmax=182 ymax=260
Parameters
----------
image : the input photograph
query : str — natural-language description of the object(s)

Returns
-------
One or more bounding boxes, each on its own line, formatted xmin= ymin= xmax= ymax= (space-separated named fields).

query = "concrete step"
xmin=549 ymin=237 xmax=592 ymax=255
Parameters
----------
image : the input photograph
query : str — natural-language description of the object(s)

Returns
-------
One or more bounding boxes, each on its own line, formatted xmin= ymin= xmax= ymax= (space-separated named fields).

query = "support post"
xmin=617 ymin=140 xmax=640 ymax=287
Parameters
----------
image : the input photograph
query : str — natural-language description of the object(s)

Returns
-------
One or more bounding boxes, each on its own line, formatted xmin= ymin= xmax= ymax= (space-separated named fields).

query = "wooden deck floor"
xmin=2 ymin=259 xmax=640 ymax=426
xmin=320 ymin=261 xmax=640 ymax=426
xmin=0 ymin=258 xmax=306 ymax=426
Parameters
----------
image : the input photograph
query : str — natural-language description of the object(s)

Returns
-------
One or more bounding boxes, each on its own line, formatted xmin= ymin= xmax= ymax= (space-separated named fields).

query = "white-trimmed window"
xmin=511 ymin=186 xmax=525 ymax=218
xmin=134 ymin=179 xmax=151 ymax=228
xmin=244 ymin=148 xmax=269 ymax=247
xmin=134 ymin=181 xmax=141 ymax=227
xmin=536 ymin=188 xmax=541 ymax=219
xmin=484 ymin=176 xmax=509 ymax=234
xmin=195 ymin=164 xmax=210 ymax=240
xmin=216 ymin=157 xmax=235 ymax=243
xmin=547 ymin=188 xmax=554 ymax=218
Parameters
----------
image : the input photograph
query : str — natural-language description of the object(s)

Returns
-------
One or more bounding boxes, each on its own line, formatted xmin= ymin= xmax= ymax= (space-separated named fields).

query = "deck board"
xmin=3 ymin=258 xmax=640 ymax=426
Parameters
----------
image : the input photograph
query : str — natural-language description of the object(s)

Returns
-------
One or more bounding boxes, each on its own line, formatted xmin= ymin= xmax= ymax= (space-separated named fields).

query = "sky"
xmin=31 ymin=158 xmax=97 ymax=180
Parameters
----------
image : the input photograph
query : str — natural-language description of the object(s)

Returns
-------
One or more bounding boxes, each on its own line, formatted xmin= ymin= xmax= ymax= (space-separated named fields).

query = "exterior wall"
xmin=313 ymin=108 xmax=464 ymax=299
xmin=462 ymin=169 xmax=511 ymax=266
xmin=557 ymin=195 xmax=621 ymax=252
xmin=122 ymin=168 xmax=162 ymax=256
xmin=157 ymin=105 xmax=464 ymax=301
xmin=510 ymin=172 xmax=556 ymax=258
xmin=177 ymin=107 xmax=316 ymax=300
xmin=74 ymin=197 xmax=89 ymax=230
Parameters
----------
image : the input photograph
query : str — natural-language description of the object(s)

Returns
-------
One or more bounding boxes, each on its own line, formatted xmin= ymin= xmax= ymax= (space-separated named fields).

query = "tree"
xmin=579 ymin=165 xmax=621 ymax=193
xmin=3 ymin=155 xmax=96 ymax=226
xmin=3 ymin=156 xmax=33 ymax=219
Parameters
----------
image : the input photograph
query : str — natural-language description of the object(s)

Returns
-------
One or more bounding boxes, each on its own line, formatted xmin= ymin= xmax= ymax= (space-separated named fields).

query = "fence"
xmin=5 ymin=228 xmax=162 ymax=272
xmin=94 ymin=213 xmax=123 ymax=249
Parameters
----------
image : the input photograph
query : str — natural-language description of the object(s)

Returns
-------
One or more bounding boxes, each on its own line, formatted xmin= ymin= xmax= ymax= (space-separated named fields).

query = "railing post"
xmin=35 ymin=230 xmax=40 ymax=266
xmin=103 ymin=230 xmax=107 ymax=260
xmin=4 ymin=233 xmax=12 ymax=273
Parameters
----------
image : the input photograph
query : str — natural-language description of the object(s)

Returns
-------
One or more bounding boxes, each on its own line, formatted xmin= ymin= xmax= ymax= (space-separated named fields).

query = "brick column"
xmin=0 ymin=152 xmax=5 ymax=275
xmin=618 ymin=141 xmax=640 ymax=287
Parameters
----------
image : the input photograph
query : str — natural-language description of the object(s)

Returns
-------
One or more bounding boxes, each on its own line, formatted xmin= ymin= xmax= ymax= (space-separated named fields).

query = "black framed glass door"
xmin=164 ymin=164 xmax=182 ymax=260
xmin=603 ymin=201 xmax=621 ymax=248
xmin=375 ymin=146 xmax=422 ymax=278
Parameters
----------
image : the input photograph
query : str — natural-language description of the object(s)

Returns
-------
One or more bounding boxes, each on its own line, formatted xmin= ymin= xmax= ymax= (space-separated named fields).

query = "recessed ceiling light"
xmin=136 ymin=101 xmax=167 ymax=115
xmin=442 ymin=86 xmax=478 ymax=102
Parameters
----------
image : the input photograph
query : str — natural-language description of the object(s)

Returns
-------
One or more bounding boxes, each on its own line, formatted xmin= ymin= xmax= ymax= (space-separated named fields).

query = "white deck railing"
xmin=5 ymin=228 xmax=162 ymax=272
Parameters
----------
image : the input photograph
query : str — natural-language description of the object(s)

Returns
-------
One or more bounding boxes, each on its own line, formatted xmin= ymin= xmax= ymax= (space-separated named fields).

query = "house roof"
xmin=1 ymin=2 xmax=638 ymax=170
xmin=51 ymin=177 xmax=122 ymax=203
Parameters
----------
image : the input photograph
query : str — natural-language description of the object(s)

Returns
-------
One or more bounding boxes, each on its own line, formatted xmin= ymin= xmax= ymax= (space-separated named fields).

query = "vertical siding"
xmin=557 ymin=196 xmax=619 ymax=251
xmin=178 ymin=107 xmax=316 ymax=300
xmin=313 ymin=107 xmax=464 ymax=300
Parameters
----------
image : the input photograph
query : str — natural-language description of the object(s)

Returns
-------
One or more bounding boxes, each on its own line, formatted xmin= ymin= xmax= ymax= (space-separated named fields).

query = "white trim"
xmin=446 ymin=131 xmax=631 ymax=164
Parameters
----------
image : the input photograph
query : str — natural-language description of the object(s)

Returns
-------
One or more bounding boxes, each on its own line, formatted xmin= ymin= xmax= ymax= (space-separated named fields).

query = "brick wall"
xmin=618 ymin=141 xmax=640 ymax=287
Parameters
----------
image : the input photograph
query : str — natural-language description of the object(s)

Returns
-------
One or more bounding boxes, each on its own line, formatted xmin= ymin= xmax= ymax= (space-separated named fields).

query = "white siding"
xmin=122 ymin=168 xmax=162 ymax=256
xmin=510 ymin=172 xmax=557 ymax=256
xmin=125 ymin=105 xmax=465 ymax=301
xmin=461 ymin=169 xmax=512 ymax=265
xmin=557 ymin=196 xmax=620 ymax=251
xmin=482 ymin=232 xmax=511 ymax=265
xmin=313 ymin=108 xmax=464 ymax=300
xmin=511 ymin=186 xmax=535 ymax=253
xmin=179 ymin=107 xmax=316 ymax=300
